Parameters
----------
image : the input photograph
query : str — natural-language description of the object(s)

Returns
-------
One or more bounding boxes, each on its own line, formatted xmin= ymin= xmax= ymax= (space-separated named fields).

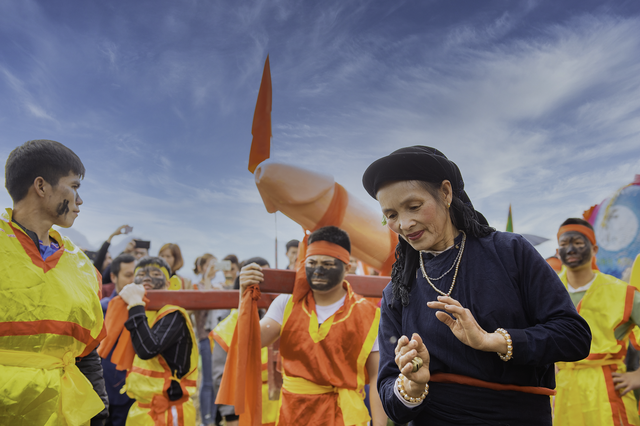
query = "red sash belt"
xmin=430 ymin=373 xmax=556 ymax=396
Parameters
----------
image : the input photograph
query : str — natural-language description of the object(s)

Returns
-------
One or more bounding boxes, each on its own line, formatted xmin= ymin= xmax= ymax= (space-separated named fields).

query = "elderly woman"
xmin=362 ymin=146 xmax=591 ymax=425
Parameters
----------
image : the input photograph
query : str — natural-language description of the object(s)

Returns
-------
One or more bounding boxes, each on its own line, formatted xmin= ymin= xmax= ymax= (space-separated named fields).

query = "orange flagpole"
xmin=248 ymin=55 xmax=272 ymax=173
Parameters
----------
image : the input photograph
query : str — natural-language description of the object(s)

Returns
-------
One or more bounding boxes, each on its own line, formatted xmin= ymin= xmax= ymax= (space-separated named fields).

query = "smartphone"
xmin=124 ymin=226 xmax=133 ymax=234
xmin=213 ymin=259 xmax=232 ymax=271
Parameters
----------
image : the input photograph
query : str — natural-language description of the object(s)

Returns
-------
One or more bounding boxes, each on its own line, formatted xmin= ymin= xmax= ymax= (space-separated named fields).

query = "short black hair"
xmin=111 ymin=254 xmax=135 ymax=277
xmin=286 ymin=239 xmax=299 ymax=251
xmin=137 ymin=256 xmax=172 ymax=276
xmin=308 ymin=226 xmax=351 ymax=253
xmin=5 ymin=139 xmax=86 ymax=202
xmin=560 ymin=218 xmax=594 ymax=231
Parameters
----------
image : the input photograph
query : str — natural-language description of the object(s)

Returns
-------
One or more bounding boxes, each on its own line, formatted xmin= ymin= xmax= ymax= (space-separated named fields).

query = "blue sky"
xmin=1 ymin=0 xmax=639 ymax=273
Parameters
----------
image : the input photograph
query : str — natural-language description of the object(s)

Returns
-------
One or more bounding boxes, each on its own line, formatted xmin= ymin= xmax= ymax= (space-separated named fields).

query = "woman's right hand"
xmin=395 ymin=333 xmax=430 ymax=397
xmin=239 ymin=263 xmax=264 ymax=294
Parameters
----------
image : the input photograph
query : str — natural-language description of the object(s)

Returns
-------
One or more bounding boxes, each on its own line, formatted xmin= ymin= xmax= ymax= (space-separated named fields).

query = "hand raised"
xmin=395 ymin=333 xmax=430 ymax=395
xmin=239 ymin=263 xmax=264 ymax=294
xmin=427 ymin=296 xmax=493 ymax=351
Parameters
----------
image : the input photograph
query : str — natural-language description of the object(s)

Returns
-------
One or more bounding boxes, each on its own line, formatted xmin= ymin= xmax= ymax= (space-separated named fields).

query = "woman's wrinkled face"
xmin=377 ymin=180 xmax=453 ymax=252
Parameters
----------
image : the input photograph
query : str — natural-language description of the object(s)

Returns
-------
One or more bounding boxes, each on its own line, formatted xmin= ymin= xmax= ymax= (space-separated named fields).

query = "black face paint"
xmin=56 ymin=199 xmax=70 ymax=216
xmin=558 ymin=232 xmax=592 ymax=269
xmin=306 ymin=261 xmax=344 ymax=292
xmin=134 ymin=267 xmax=167 ymax=289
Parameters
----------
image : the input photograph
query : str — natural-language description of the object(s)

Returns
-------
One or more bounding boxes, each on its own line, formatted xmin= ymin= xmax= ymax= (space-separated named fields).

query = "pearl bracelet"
xmin=396 ymin=373 xmax=429 ymax=404
xmin=495 ymin=328 xmax=513 ymax=361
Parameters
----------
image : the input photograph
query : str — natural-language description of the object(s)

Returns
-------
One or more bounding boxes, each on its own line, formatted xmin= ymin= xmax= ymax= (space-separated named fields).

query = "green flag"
xmin=506 ymin=204 xmax=513 ymax=232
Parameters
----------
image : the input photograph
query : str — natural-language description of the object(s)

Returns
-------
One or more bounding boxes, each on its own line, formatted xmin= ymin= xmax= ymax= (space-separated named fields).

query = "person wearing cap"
xmin=362 ymin=146 xmax=592 ymax=425
xmin=0 ymin=139 xmax=108 ymax=426
xmin=98 ymin=256 xmax=198 ymax=426
xmin=554 ymin=218 xmax=640 ymax=425
xmin=219 ymin=226 xmax=387 ymax=426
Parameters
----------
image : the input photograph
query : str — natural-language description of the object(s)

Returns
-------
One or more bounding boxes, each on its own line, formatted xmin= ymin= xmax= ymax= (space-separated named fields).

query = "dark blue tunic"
xmin=377 ymin=231 xmax=591 ymax=425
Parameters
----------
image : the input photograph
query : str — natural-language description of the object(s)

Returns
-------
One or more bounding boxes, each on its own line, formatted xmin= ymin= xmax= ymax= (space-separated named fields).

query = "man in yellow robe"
xmin=0 ymin=139 xmax=108 ymax=425
xmin=554 ymin=218 xmax=640 ymax=426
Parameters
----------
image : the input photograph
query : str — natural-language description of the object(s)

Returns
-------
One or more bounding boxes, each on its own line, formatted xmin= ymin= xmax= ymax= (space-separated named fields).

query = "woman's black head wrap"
xmin=362 ymin=146 xmax=492 ymax=306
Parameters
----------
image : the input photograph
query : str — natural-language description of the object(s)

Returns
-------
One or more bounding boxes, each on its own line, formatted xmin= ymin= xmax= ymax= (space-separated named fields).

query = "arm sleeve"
xmin=506 ymin=235 xmax=592 ymax=366
xmin=93 ymin=241 xmax=110 ymax=273
xmin=125 ymin=306 xmax=187 ymax=360
xmin=76 ymin=349 xmax=109 ymax=425
xmin=377 ymin=290 xmax=430 ymax=423
xmin=263 ymin=294 xmax=291 ymax=325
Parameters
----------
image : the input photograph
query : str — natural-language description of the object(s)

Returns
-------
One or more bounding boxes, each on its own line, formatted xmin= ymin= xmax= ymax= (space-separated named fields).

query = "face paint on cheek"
xmin=56 ymin=199 xmax=70 ymax=216
xmin=559 ymin=236 xmax=592 ymax=268
xmin=306 ymin=262 xmax=344 ymax=292
xmin=134 ymin=276 xmax=144 ymax=285
xmin=150 ymin=276 xmax=166 ymax=289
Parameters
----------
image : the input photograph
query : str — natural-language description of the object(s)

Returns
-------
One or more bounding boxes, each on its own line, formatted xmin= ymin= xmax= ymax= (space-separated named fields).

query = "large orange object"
xmin=248 ymin=56 xmax=272 ymax=173
xmin=254 ymin=161 xmax=396 ymax=274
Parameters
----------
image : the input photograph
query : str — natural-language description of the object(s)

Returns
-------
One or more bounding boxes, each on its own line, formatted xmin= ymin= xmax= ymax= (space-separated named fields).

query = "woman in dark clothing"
xmin=362 ymin=146 xmax=592 ymax=426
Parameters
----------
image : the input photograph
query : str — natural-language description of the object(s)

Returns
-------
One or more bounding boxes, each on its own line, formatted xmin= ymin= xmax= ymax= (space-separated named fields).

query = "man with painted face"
xmin=99 ymin=256 xmax=198 ymax=426
xmin=234 ymin=226 xmax=387 ymax=426
xmin=0 ymin=139 xmax=108 ymax=426
xmin=554 ymin=218 xmax=640 ymax=426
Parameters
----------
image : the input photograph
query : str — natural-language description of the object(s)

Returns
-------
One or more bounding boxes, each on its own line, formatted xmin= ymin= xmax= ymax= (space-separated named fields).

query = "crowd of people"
xmin=1 ymin=139 xmax=640 ymax=426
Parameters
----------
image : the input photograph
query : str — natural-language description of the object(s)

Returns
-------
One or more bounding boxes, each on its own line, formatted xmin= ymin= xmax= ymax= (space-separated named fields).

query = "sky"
xmin=1 ymin=0 xmax=639 ymax=275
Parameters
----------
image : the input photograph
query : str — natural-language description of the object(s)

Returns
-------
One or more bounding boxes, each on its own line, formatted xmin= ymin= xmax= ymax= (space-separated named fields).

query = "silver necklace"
xmin=419 ymin=231 xmax=466 ymax=297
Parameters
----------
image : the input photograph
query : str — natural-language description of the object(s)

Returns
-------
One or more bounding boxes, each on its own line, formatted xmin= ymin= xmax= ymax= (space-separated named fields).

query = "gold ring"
xmin=411 ymin=357 xmax=423 ymax=372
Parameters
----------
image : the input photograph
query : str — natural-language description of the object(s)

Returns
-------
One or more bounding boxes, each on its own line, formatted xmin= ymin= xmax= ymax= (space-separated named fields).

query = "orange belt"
xmin=430 ymin=373 xmax=556 ymax=396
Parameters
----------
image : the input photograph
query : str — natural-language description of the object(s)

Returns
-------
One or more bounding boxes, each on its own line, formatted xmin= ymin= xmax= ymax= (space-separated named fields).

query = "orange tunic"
xmin=277 ymin=281 xmax=380 ymax=426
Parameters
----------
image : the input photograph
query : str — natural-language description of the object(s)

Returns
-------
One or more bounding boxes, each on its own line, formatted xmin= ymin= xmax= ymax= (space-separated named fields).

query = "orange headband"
xmin=306 ymin=240 xmax=350 ymax=265
xmin=557 ymin=225 xmax=596 ymax=245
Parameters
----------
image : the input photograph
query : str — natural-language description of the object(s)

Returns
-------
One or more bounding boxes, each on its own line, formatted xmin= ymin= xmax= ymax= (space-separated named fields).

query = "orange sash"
xmin=97 ymin=295 xmax=149 ymax=370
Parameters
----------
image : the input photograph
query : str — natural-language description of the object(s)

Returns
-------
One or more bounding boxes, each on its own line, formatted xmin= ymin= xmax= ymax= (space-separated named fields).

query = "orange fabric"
xmin=138 ymin=394 xmax=190 ymax=426
xmin=429 ymin=373 xmax=556 ymax=396
xmin=216 ymin=285 xmax=262 ymax=426
xmin=557 ymin=224 xmax=599 ymax=271
xmin=97 ymin=295 xmax=149 ymax=370
xmin=546 ymin=256 xmax=563 ymax=272
xmin=603 ymin=364 xmax=631 ymax=425
xmin=293 ymin=183 xmax=349 ymax=303
xmin=278 ymin=282 xmax=378 ymax=426
xmin=10 ymin=222 xmax=65 ymax=272
xmin=306 ymin=241 xmax=350 ymax=265
xmin=248 ymin=56 xmax=272 ymax=173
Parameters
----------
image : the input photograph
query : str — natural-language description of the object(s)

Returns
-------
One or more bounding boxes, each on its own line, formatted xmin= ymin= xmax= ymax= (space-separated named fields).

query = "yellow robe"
xmin=555 ymin=271 xmax=640 ymax=426
xmin=124 ymin=305 xmax=198 ymax=426
xmin=0 ymin=208 xmax=105 ymax=426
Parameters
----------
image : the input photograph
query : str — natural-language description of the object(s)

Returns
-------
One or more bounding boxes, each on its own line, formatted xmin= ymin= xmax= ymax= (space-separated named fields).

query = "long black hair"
xmin=390 ymin=181 xmax=495 ymax=306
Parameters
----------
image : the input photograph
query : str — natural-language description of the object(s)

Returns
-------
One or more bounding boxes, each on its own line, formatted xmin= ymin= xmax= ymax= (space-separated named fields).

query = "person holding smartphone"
xmin=93 ymin=224 xmax=132 ymax=274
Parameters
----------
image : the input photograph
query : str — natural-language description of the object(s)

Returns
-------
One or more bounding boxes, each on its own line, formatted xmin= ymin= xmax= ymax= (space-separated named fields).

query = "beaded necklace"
xmin=419 ymin=231 xmax=466 ymax=297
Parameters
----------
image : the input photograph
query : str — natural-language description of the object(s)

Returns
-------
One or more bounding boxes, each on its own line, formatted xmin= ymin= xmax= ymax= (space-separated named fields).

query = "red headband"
xmin=557 ymin=225 xmax=596 ymax=245
xmin=306 ymin=240 xmax=350 ymax=265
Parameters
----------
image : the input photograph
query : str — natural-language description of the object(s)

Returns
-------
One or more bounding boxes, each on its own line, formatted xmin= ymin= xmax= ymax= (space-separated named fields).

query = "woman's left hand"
xmin=427 ymin=295 xmax=505 ymax=353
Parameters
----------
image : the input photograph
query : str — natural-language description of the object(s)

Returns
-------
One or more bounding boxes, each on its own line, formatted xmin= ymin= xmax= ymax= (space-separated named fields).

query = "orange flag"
xmin=248 ymin=56 xmax=272 ymax=173
xmin=215 ymin=285 xmax=263 ymax=426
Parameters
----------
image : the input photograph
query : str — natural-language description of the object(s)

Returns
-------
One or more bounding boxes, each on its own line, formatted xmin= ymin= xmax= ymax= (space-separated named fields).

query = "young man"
xmin=285 ymin=239 xmax=299 ymax=270
xmin=100 ymin=254 xmax=136 ymax=426
xmin=235 ymin=226 xmax=387 ymax=425
xmin=0 ymin=139 xmax=108 ymax=425
xmin=554 ymin=218 xmax=640 ymax=426
xmin=99 ymin=257 xmax=198 ymax=426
